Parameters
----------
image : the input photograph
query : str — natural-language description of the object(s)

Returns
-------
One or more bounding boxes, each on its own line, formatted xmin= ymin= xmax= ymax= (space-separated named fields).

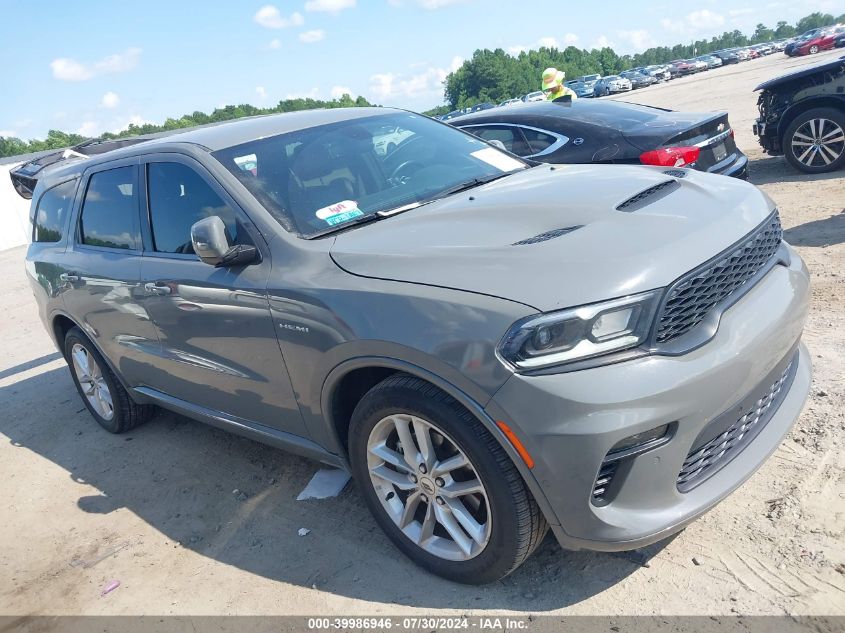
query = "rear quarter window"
xmin=33 ymin=179 xmax=78 ymax=243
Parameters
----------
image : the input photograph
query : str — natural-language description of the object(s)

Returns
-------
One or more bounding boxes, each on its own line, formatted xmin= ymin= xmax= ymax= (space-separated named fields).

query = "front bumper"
xmin=485 ymin=247 xmax=810 ymax=551
xmin=754 ymin=120 xmax=783 ymax=155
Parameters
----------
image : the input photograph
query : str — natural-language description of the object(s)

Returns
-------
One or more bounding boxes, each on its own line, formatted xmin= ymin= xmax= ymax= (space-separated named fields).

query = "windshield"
xmin=212 ymin=113 xmax=527 ymax=238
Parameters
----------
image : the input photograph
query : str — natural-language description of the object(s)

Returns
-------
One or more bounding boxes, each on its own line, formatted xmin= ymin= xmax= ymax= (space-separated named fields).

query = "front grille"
xmin=677 ymin=356 xmax=796 ymax=492
xmin=655 ymin=212 xmax=783 ymax=344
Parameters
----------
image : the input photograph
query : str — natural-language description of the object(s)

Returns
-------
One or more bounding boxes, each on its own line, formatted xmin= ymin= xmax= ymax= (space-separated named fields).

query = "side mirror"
xmin=190 ymin=216 xmax=258 ymax=268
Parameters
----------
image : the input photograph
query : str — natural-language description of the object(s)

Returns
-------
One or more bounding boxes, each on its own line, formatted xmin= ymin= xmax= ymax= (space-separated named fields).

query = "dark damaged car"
xmin=754 ymin=55 xmax=845 ymax=173
xmin=454 ymin=99 xmax=748 ymax=178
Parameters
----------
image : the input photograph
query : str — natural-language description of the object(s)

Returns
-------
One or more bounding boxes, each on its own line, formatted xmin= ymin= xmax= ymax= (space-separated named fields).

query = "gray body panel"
xmin=23 ymin=108 xmax=811 ymax=554
xmin=331 ymin=165 xmax=771 ymax=311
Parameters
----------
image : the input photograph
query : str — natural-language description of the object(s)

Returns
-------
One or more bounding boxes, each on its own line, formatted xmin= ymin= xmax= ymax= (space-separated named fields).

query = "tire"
xmin=349 ymin=374 xmax=548 ymax=584
xmin=809 ymin=45 xmax=819 ymax=54
xmin=64 ymin=327 xmax=155 ymax=433
xmin=783 ymin=107 xmax=845 ymax=174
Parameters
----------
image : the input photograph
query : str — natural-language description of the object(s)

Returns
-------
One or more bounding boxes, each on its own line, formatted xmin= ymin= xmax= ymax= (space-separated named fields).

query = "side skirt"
xmin=132 ymin=386 xmax=347 ymax=470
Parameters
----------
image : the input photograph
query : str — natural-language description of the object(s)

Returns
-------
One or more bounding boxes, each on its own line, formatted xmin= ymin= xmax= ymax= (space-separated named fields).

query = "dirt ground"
xmin=1 ymin=50 xmax=843 ymax=619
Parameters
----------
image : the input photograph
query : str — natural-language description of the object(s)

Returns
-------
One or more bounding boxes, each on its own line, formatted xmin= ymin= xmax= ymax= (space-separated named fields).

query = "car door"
xmin=137 ymin=154 xmax=306 ymax=437
xmin=59 ymin=159 xmax=162 ymax=387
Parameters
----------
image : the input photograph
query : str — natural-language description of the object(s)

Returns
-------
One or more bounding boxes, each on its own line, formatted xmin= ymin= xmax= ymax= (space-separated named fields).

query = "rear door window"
xmin=79 ymin=166 xmax=140 ymax=250
xmin=466 ymin=126 xmax=533 ymax=156
xmin=33 ymin=179 xmax=77 ymax=243
xmin=146 ymin=162 xmax=238 ymax=254
xmin=519 ymin=127 xmax=564 ymax=155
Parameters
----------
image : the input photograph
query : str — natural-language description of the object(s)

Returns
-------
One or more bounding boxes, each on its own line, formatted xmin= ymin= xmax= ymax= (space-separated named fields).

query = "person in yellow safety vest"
xmin=542 ymin=67 xmax=577 ymax=101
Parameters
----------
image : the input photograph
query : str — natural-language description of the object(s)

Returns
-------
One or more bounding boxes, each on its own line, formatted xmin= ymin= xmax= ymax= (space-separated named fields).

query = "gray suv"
xmin=20 ymin=108 xmax=811 ymax=584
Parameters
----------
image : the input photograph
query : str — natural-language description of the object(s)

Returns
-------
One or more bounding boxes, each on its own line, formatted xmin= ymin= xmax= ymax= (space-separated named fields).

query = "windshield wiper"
xmin=431 ymin=171 xmax=515 ymax=200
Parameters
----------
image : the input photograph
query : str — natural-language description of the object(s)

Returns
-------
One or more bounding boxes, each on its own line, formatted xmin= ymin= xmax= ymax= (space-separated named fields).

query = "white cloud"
xmin=256 ymin=86 xmax=268 ymax=100
xmin=76 ymin=114 xmax=151 ymax=138
xmin=269 ymin=38 xmax=282 ymax=49
xmin=728 ymin=8 xmax=754 ymax=16
xmin=304 ymin=0 xmax=355 ymax=14
xmin=661 ymin=10 xmax=725 ymax=35
xmin=299 ymin=29 xmax=326 ymax=43
xmin=51 ymin=58 xmax=93 ymax=81
xmin=537 ymin=33 xmax=579 ymax=49
xmin=51 ymin=48 xmax=142 ymax=82
xmin=507 ymin=45 xmax=528 ymax=56
xmin=590 ymin=35 xmax=613 ymax=50
xmin=0 ymin=130 xmax=17 ymax=138
xmin=369 ymin=56 xmax=462 ymax=101
xmin=331 ymin=85 xmax=355 ymax=98
xmin=617 ymin=29 xmax=656 ymax=52
xmin=101 ymin=91 xmax=120 ymax=108
xmin=285 ymin=87 xmax=321 ymax=100
xmin=417 ymin=0 xmax=468 ymax=8
xmin=254 ymin=5 xmax=305 ymax=28
xmin=77 ymin=121 xmax=100 ymax=137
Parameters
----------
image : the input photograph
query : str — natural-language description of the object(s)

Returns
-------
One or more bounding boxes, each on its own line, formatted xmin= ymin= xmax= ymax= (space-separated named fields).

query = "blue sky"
xmin=1 ymin=0 xmax=843 ymax=139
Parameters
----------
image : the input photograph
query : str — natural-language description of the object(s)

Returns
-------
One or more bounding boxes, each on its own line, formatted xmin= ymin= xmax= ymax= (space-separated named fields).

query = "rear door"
xmin=60 ymin=159 xmax=161 ymax=386
xmin=137 ymin=154 xmax=305 ymax=436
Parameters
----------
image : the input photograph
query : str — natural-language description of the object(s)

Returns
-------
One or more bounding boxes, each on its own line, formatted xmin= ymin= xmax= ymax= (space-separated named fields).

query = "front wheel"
xmin=783 ymin=108 xmax=845 ymax=174
xmin=349 ymin=375 xmax=547 ymax=584
xmin=809 ymin=45 xmax=819 ymax=54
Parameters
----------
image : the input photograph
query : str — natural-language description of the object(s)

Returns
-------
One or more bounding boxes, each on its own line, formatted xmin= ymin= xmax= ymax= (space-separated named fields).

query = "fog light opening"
xmin=607 ymin=423 xmax=672 ymax=458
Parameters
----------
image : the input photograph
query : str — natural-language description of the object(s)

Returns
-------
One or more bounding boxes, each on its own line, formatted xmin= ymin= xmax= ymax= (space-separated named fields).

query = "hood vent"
xmin=663 ymin=169 xmax=687 ymax=178
xmin=513 ymin=225 xmax=583 ymax=246
xmin=616 ymin=179 xmax=680 ymax=212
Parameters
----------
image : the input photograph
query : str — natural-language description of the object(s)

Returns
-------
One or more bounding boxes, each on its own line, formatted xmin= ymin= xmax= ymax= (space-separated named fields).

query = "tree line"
xmin=0 ymin=94 xmax=373 ymax=159
xmin=1 ymin=11 xmax=843 ymax=157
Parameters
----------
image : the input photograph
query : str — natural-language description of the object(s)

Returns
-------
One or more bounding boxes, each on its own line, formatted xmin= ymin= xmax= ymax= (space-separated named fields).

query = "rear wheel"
xmin=349 ymin=374 xmax=547 ymax=584
xmin=809 ymin=45 xmax=819 ymax=54
xmin=64 ymin=327 xmax=155 ymax=433
xmin=783 ymin=108 xmax=845 ymax=173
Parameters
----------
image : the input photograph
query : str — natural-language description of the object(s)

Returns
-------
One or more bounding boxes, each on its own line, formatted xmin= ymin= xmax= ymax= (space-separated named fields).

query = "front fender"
xmin=318 ymin=353 xmax=561 ymax=529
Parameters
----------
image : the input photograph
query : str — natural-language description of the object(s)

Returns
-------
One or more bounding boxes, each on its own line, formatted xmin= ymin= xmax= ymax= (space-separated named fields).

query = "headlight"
xmin=498 ymin=291 xmax=660 ymax=371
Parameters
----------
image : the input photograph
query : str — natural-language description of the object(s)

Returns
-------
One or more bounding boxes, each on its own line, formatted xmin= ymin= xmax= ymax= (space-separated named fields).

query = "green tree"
xmin=795 ymin=12 xmax=836 ymax=33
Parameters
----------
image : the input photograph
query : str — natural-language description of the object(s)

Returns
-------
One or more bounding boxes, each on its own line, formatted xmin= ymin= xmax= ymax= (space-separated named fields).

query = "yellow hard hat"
xmin=542 ymin=67 xmax=565 ymax=90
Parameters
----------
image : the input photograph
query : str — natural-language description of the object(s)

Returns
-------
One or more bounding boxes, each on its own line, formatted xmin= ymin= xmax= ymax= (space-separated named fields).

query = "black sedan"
xmin=450 ymin=100 xmax=748 ymax=179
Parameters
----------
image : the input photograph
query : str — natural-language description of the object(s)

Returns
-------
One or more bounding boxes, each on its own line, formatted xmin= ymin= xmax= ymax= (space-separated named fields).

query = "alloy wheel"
xmin=366 ymin=413 xmax=492 ymax=561
xmin=791 ymin=118 xmax=845 ymax=168
xmin=71 ymin=343 xmax=114 ymax=420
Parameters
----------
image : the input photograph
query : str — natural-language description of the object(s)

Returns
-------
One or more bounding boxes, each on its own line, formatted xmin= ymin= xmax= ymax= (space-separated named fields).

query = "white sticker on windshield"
xmin=470 ymin=147 xmax=524 ymax=172
xmin=316 ymin=200 xmax=364 ymax=226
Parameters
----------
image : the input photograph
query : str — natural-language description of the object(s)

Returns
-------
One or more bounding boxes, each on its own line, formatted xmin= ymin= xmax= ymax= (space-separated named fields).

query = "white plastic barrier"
xmin=0 ymin=163 xmax=31 ymax=251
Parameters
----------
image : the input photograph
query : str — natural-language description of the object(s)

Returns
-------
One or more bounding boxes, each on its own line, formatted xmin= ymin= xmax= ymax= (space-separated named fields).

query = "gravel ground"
xmin=0 ymin=50 xmax=843 ymax=619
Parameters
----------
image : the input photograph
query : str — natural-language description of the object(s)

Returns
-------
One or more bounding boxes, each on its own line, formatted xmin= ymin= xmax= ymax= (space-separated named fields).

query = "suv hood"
xmin=330 ymin=165 xmax=774 ymax=312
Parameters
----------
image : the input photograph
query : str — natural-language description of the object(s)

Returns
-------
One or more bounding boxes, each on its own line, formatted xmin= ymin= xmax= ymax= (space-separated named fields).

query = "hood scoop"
xmin=663 ymin=169 xmax=687 ymax=178
xmin=616 ymin=179 xmax=680 ymax=212
xmin=513 ymin=225 xmax=583 ymax=246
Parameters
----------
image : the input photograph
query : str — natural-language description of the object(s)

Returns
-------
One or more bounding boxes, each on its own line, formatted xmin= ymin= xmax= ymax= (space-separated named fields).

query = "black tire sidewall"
xmin=349 ymin=382 xmax=525 ymax=584
xmin=64 ymin=329 xmax=125 ymax=433
xmin=783 ymin=108 xmax=845 ymax=174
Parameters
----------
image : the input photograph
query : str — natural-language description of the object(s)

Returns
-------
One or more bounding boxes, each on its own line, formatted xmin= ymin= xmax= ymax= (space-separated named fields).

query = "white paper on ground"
xmin=470 ymin=147 xmax=525 ymax=172
xmin=296 ymin=468 xmax=351 ymax=501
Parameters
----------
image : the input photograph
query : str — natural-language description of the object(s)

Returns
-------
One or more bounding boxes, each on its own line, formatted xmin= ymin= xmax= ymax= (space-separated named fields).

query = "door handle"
xmin=59 ymin=273 xmax=79 ymax=283
xmin=144 ymin=282 xmax=172 ymax=296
